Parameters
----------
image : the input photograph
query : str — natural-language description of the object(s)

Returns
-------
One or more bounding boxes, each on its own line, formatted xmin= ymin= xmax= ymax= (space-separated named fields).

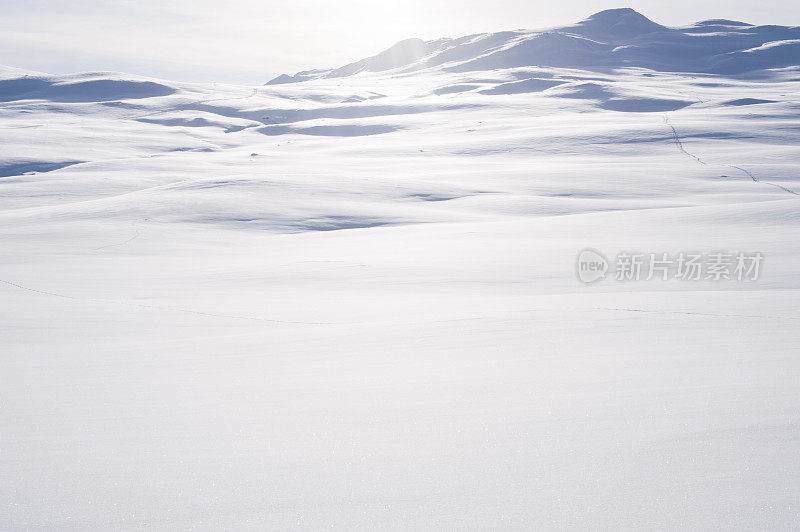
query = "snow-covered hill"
xmin=2 ymin=9 xmax=800 ymax=530
xmin=269 ymin=8 xmax=800 ymax=83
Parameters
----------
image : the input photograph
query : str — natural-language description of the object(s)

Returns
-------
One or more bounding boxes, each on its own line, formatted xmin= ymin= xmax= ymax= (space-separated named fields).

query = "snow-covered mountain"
xmin=268 ymin=8 xmax=800 ymax=83
xmin=2 ymin=8 xmax=800 ymax=530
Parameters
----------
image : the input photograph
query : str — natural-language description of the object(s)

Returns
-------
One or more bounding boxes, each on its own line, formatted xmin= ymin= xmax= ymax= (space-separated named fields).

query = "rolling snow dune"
xmin=2 ymin=8 xmax=800 ymax=531
xmin=0 ymin=75 xmax=176 ymax=103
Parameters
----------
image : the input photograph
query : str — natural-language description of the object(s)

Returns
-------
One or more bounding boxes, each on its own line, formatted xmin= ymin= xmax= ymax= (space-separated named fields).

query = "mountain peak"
xmin=575 ymin=7 xmax=666 ymax=39
xmin=586 ymin=7 xmax=648 ymax=20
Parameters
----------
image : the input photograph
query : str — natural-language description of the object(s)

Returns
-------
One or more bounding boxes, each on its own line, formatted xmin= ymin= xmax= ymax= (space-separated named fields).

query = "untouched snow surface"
xmin=2 ymin=9 xmax=800 ymax=530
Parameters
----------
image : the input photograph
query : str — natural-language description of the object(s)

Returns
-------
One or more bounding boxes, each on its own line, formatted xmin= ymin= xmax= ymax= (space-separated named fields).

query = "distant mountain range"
xmin=268 ymin=8 xmax=800 ymax=84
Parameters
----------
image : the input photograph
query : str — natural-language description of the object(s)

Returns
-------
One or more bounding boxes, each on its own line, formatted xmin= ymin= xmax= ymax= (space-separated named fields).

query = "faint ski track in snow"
xmin=761 ymin=182 xmax=799 ymax=195
xmin=728 ymin=164 xmax=799 ymax=196
xmin=665 ymin=114 xmax=799 ymax=196
xmin=0 ymin=277 xmax=335 ymax=325
xmin=591 ymin=306 xmax=800 ymax=321
xmin=729 ymin=164 xmax=758 ymax=182
xmin=93 ymin=224 xmax=144 ymax=250
xmin=664 ymin=114 xmax=706 ymax=165
xmin=505 ymin=305 xmax=800 ymax=321
xmin=415 ymin=305 xmax=800 ymax=324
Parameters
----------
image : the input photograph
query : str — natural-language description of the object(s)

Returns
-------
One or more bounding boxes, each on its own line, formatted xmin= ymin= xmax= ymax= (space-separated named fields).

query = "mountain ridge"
xmin=267 ymin=8 xmax=800 ymax=84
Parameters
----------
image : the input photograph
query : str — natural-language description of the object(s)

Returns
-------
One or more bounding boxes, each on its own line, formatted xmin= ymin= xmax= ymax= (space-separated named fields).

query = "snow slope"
xmin=2 ymin=9 xmax=800 ymax=530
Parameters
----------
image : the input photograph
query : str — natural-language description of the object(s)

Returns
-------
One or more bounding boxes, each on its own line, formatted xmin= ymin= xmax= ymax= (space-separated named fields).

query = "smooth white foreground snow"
xmin=2 ymin=10 xmax=800 ymax=530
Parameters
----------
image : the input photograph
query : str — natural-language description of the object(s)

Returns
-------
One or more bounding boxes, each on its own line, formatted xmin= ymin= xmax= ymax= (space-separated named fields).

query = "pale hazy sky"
xmin=1 ymin=0 xmax=797 ymax=84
